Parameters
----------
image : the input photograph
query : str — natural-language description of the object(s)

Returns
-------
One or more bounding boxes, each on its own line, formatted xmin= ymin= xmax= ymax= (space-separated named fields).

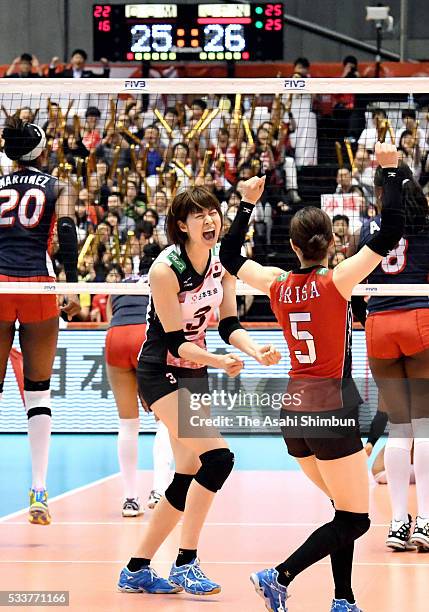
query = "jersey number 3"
xmin=0 ymin=188 xmax=46 ymax=228
xmin=289 ymin=312 xmax=317 ymax=364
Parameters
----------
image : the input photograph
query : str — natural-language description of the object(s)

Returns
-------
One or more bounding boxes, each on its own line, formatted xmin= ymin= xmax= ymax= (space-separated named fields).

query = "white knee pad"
xmin=386 ymin=422 xmax=413 ymax=451
xmin=118 ymin=418 xmax=140 ymax=440
xmin=24 ymin=389 xmax=51 ymax=413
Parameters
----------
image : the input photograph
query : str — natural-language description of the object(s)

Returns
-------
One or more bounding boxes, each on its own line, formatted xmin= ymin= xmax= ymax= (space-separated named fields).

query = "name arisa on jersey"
xmin=278 ymin=280 xmax=320 ymax=304
xmin=0 ymin=174 xmax=50 ymax=189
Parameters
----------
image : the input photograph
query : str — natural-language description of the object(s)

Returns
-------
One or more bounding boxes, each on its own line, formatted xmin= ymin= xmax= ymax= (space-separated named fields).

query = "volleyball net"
xmin=0 ymin=77 xmax=428 ymax=433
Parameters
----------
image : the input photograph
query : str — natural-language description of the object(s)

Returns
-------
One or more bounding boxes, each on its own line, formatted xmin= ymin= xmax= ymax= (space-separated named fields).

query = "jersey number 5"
xmin=0 ymin=188 xmax=46 ymax=228
xmin=289 ymin=312 xmax=317 ymax=364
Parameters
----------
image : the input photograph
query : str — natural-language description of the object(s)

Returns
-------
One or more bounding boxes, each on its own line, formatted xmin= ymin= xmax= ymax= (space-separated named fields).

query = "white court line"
xmin=0 ymin=472 xmax=120 ymax=523
xmin=0 ymin=560 xmax=428 ymax=567
xmin=0 ymin=521 xmax=391 ymax=528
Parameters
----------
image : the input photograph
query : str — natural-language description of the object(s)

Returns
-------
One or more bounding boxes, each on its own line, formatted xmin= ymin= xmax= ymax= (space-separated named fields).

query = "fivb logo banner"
xmin=284 ymin=79 xmax=306 ymax=89
xmin=124 ymin=80 xmax=147 ymax=90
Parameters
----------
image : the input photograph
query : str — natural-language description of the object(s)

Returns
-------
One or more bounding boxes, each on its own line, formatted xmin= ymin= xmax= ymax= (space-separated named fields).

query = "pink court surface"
xmin=0 ymin=471 xmax=426 ymax=612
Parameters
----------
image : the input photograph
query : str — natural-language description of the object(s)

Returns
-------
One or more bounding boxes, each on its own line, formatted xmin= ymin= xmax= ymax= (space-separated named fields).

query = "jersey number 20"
xmin=289 ymin=312 xmax=316 ymax=364
xmin=0 ymin=188 xmax=46 ymax=228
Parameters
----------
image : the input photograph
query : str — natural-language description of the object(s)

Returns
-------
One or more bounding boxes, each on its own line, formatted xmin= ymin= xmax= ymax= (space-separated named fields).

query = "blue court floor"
xmin=0 ymin=434 xmax=385 ymax=517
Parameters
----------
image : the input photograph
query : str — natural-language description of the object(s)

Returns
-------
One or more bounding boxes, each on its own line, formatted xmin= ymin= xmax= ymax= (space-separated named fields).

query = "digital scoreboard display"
xmin=93 ymin=3 xmax=284 ymax=62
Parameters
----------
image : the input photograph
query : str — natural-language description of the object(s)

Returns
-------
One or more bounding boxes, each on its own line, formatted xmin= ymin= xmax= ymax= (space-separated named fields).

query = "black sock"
xmin=330 ymin=543 xmax=355 ymax=603
xmin=275 ymin=511 xmax=369 ymax=587
xmin=127 ymin=557 xmax=151 ymax=572
xmin=176 ymin=548 xmax=197 ymax=567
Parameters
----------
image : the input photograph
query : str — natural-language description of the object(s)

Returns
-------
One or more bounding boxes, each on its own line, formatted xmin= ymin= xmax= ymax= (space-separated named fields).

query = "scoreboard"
xmin=93 ymin=3 xmax=284 ymax=62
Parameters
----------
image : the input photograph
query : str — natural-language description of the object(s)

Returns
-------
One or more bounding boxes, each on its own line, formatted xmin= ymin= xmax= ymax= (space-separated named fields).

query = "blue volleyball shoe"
xmin=331 ymin=599 xmax=363 ymax=612
xmin=250 ymin=568 xmax=289 ymax=611
xmin=169 ymin=558 xmax=221 ymax=595
xmin=118 ymin=566 xmax=183 ymax=593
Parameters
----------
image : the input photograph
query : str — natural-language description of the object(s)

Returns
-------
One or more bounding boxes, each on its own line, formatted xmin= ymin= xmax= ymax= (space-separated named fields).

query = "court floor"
xmin=0 ymin=435 xmax=426 ymax=612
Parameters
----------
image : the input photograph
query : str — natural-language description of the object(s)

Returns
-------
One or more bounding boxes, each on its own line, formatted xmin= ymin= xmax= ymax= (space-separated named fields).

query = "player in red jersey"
xmin=0 ymin=117 xmax=80 ymax=524
xmin=220 ymin=143 xmax=404 ymax=612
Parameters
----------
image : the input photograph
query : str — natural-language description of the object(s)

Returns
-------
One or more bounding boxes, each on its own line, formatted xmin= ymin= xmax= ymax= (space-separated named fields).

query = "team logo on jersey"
xmin=168 ymin=252 xmax=186 ymax=273
xmin=277 ymin=272 xmax=290 ymax=281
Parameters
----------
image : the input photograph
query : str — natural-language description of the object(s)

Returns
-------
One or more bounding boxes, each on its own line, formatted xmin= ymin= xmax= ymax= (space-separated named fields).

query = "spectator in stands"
xmin=96 ymin=126 xmax=131 ymax=169
xmin=75 ymin=201 xmax=94 ymax=243
xmin=190 ymin=98 xmax=207 ymax=121
xmin=106 ymin=192 xmax=136 ymax=239
xmin=357 ymin=108 xmax=393 ymax=152
xmin=158 ymin=107 xmax=182 ymax=148
xmin=329 ymin=250 xmax=346 ymax=268
xmin=82 ymin=107 xmax=102 ymax=151
xmin=398 ymin=129 xmax=421 ymax=179
xmin=352 ymin=148 xmax=376 ymax=201
xmin=141 ymin=125 xmax=163 ymax=176
xmin=5 ymin=53 xmax=43 ymax=77
xmin=293 ymin=57 xmax=311 ymax=78
xmin=395 ymin=109 xmax=427 ymax=152
xmin=49 ymin=49 xmax=110 ymax=78
xmin=335 ymin=167 xmax=354 ymax=194
xmin=341 ymin=55 xmax=360 ymax=78
xmin=91 ymin=265 xmax=124 ymax=322
xmin=287 ymin=57 xmax=318 ymax=166
xmin=332 ymin=214 xmax=350 ymax=251
xmin=142 ymin=208 xmax=168 ymax=247
xmin=168 ymin=142 xmax=194 ymax=186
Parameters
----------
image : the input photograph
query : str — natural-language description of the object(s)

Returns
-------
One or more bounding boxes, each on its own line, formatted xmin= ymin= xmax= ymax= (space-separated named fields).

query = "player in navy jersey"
xmin=117 ymin=185 xmax=281 ymax=597
xmin=220 ymin=144 xmax=405 ymax=612
xmin=352 ymin=164 xmax=429 ymax=551
xmin=0 ymin=117 xmax=80 ymax=524
xmin=105 ymin=270 xmax=173 ymax=517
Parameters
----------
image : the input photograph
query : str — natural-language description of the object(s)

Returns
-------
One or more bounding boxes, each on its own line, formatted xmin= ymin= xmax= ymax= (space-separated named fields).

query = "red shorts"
xmin=105 ymin=324 xmax=147 ymax=370
xmin=366 ymin=309 xmax=429 ymax=359
xmin=0 ymin=275 xmax=59 ymax=323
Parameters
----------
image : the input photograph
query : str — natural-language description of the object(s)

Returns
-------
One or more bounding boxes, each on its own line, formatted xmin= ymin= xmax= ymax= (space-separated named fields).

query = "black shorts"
xmin=281 ymin=405 xmax=363 ymax=461
xmin=283 ymin=432 xmax=363 ymax=461
xmin=137 ymin=361 xmax=209 ymax=409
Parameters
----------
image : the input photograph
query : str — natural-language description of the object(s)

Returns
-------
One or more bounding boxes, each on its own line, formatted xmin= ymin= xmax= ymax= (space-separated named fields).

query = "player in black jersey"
xmin=118 ymin=185 xmax=280 ymax=597
xmin=351 ymin=164 xmax=429 ymax=551
xmin=0 ymin=117 xmax=80 ymax=524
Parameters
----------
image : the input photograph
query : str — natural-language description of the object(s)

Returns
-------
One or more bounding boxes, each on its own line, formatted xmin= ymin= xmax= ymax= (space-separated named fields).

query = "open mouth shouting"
xmin=202 ymin=229 xmax=216 ymax=243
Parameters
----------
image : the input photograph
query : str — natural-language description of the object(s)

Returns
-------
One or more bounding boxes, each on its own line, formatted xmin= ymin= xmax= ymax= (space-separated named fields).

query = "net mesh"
xmin=0 ymin=78 xmax=428 ymax=432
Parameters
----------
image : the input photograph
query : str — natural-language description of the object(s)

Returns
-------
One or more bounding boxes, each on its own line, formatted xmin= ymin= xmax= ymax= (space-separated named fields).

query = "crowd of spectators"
xmin=2 ymin=51 xmax=429 ymax=321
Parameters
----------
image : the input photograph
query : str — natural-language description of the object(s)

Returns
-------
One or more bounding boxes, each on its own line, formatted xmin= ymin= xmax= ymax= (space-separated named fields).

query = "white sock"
xmin=28 ymin=415 xmax=51 ymax=490
xmin=412 ymin=418 xmax=429 ymax=519
xmin=118 ymin=418 xmax=140 ymax=499
xmin=152 ymin=421 xmax=173 ymax=494
xmin=385 ymin=423 xmax=413 ymax=522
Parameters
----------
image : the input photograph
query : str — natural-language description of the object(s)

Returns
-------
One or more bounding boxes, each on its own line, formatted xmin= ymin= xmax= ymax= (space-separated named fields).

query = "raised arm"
xmin=333 ymin=142 xmax=405 ymax=301
xmin=55 ymin=179 xmax=81 ymax=319
xmin=219 ymin=176 xmax=284 ymax=295
xmin=218 ymin=272 xmax=281 ymax=365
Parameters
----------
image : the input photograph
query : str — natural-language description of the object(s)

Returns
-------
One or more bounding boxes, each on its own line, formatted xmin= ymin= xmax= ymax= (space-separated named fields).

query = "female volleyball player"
xmin=0 ymin=117 xmax=80 ymax=524
xmin=105 ymin=273 xmax=173 ymax=517
xmin=220 ymin=142 xmax=404 ymax=612
xmin=117 ymin=185 xmax=280 ymax=596
xmin=356 ymin=163 xmax=429 ymax=551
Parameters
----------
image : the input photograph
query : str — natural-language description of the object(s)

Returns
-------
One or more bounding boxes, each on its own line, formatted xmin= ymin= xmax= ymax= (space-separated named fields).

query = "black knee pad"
xmin=334 ymin=510 xmax=371 ymax=543
xmin=165 ymin=473 xmax=194 ymax=511
xmin=194 ymin=448 xmax=234 ymax=493
xmin=24 ymin=378 xmax=50 ymax=391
